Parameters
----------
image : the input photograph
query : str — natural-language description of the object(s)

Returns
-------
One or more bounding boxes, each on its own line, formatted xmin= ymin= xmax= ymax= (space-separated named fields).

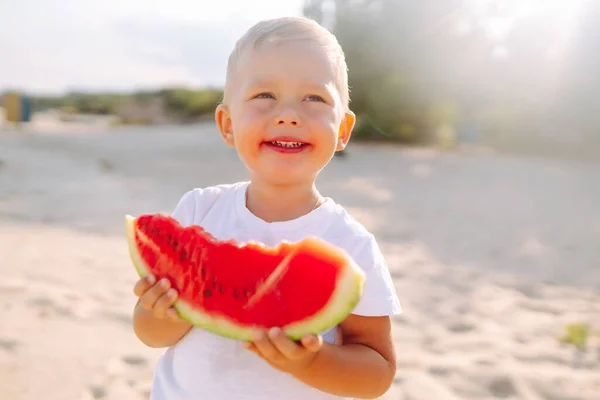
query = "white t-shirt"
xmin=149 ymin=181 xmax=401 ymax=400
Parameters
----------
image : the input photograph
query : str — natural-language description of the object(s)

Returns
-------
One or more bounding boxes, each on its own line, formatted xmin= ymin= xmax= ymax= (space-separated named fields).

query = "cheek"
xmin=233 ymin=105 xmax=270 ymax=133
xmin=306 ymin=109 xmax=340 ymax=141
xmin=305 ymin=103 xmax=338 ymax=125
xmin=230 ymin=126 xmax=261 ymax=168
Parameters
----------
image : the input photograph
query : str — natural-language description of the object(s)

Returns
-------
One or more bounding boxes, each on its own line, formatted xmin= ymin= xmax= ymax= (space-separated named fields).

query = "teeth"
xmin=271 ymin=141 xmax=305 ymax=148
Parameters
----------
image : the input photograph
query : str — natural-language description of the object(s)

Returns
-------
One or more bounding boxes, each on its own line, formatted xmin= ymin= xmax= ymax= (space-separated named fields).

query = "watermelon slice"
xmin=125 ymin=213 xmax=366 ymax=341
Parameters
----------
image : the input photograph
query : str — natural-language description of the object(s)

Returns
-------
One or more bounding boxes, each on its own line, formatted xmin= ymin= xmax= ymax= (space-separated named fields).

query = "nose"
xmin=274 ymin=107 xmax=301 ymax=126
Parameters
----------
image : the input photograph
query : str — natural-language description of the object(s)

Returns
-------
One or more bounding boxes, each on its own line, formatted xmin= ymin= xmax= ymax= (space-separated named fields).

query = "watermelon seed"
xmin=201 ymin=268 xmax=206 ymax=278
xmin=180 ymin=250 xmax=187 ymax=261
xmin=173 ymin=241 xmax=178 ymax=249
xmin=167 ymin=235 xmax=172 ymax=244
xmin=204 ymin=289 xmax=212 ymax=297
xmin=234 ymin=289 xmax=239 ymax=298
xmin=244 ymin=290 xmax=250 ymax=298
xmin=219 ymin=285 xmax=225 ymax=294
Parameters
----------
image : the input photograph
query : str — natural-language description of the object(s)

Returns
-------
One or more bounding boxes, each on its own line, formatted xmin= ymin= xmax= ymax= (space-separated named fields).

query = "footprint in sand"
xmin=0 ymin=339 xmax=19 ymax=352
xmin=488 ymin=376 xmax=517 ymax=398
xmin=108 ymin=354 xmax=153 ymax=379
xmin=27 ymin=296 xmax=73 ymax=317
xmin=458 ymin=369 xmax=538 ymax=400
xmin=446 ymin=320 xmax=477 ymax=334
xmin=428 ymin=366 xmax=452 ymax=377
xmin=474 ymin=357 xmax=498 ymax=367
xmin=87 ymin=380 xmax=148 ymax=400
xmin=122 ymin=355 xmax=148 ymax=367
xmin=90 ymin=355 xmax=153 ymax=400
xmin=131 ymin=380 xmax=153 ymax=399
xmin=402 ymin=372 xmax=461 ymax=400
xmin=88 ymin=383 xmax=106 ymax=399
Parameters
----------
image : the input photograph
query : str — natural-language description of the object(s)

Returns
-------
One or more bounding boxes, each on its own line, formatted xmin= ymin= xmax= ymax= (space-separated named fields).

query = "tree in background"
xmin=27 ymin=88 xmax=224 ymax=125
xmin=552 ymin=0 xmax=600 ymax=141
xmin=304 ymin=0 xmax=599 ymax=151
xmin=304 ymin=0 xmax=481 ymax=144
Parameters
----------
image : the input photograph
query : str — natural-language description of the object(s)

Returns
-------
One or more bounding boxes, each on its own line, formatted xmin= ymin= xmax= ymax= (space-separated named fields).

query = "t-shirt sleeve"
xmin=170 ymin=186 xmax=228 ymax=228
xmin=171 ymin=190 xmax=197 ymax=227
xmin=350 ymin=235 xmax=402 ymax=317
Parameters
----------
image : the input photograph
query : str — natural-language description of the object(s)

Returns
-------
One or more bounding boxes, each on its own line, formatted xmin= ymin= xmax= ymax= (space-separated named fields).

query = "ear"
xmin=215 ymin=103 xmax=235 ymax=147
xmin=336 ymin=110 xmax=356 ymax=151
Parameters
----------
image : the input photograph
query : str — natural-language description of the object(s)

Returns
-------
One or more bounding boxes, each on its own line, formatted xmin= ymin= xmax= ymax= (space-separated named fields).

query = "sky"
xmin=0 ymin=0 xmax=587 ymax=96
xmin=0 ymin=0 xmax=304 ymax=95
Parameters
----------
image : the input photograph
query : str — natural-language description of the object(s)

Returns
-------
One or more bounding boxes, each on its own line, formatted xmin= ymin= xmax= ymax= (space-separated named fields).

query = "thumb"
xmin=301 ymin=334 xmax=323 ymax=352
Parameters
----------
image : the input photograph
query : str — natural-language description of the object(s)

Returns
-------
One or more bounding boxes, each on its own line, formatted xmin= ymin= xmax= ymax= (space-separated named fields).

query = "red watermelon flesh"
xmin=125 ymin=213 xmax=366 ymax=340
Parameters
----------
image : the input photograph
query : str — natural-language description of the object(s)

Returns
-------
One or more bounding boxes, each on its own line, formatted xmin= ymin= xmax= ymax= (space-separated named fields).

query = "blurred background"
xmin=1 ymin=1 xmax=599 ymax=400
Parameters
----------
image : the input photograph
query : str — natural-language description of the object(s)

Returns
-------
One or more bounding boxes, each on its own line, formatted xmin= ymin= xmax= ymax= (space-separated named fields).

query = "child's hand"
xmin=133 ymin=275 xmax=181 ymax=321
xmin=244 ymin=327 xmax=323 ymax=374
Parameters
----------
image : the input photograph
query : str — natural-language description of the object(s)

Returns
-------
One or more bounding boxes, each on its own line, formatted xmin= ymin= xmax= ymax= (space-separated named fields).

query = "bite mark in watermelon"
xmin=125 ymin=213 xmax=366 ymax=341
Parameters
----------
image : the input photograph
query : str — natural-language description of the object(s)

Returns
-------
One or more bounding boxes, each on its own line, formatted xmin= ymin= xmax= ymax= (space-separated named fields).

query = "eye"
xmin=254 ymin=93 xmax=275 ymax=100
xmin=305 ymin=94 xmax=326 ymax=103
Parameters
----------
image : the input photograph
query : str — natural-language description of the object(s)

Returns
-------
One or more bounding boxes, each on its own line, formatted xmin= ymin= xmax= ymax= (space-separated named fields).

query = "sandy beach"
xmin=1 ymin=119 xmax=599 ymax=400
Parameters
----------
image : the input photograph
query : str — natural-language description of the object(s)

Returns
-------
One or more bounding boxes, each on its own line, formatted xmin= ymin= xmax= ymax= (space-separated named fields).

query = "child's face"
xmin=216 ymin=40 xmax=355 ymax=186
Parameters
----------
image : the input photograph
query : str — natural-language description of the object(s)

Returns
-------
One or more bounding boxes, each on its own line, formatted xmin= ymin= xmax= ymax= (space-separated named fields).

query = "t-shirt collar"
xmin=234 ymin=181 xmax=335 ymax=234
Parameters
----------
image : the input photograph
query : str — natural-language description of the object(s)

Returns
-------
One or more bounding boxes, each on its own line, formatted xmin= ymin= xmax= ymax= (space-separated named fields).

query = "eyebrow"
xmin=246 ymin=79 xmax=333 ymax=91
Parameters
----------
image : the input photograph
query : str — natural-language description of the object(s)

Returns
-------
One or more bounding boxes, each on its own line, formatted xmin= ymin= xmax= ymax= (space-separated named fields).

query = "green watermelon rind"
xmin=125 ymin=214 xmax=366 ymax=342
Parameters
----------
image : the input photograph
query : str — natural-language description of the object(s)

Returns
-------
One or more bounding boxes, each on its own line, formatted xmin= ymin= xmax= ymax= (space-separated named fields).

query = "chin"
xmin=251 ymin=168 xmax=318 ymax=187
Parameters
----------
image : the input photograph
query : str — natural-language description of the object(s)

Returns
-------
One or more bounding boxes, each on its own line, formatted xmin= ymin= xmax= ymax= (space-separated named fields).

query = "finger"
xmin=244 ymin=342 xmax=258 ymax=353
xmin=139 ymin=278 xmax=171 ymax=310
xmin=252 ymin=330 xmax=284 ymax=363
xmin=268 ymin=327 xmax=305 ymax=360
xmin=300 ymin=334 xmax=323 ymax=352
xmin=166 ymin=308 xmax=182 ymax=322
xmin=244 ymin=342 xmax=283 ymax=370
xmin=153 ymin=289 xmax=178 ymax=319
xmin=244 ymin=342 xmax=263 ymax=358
xmin=133 ymin=275 xmax=156 ymax=297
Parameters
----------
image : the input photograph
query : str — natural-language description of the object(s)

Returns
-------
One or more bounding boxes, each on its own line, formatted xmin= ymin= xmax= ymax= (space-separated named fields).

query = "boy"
xmin=132 ymin=16 xmax=401 ymax=400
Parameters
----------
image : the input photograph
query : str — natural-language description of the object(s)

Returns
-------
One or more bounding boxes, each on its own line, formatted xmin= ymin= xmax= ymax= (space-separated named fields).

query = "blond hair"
xmin=223 ymin=16 xmax=349 ymax=110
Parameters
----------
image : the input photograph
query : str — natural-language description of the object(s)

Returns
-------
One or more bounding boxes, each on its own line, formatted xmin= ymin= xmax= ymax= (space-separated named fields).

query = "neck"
xmin=245 ymin=179 xmax=324 ymax=223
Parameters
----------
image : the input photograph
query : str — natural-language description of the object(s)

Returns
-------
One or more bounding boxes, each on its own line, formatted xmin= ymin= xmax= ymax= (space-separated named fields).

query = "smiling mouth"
xmin=268 ymin=141 xmax=307 ymax=148
xmin=262 ymin=139 xmax=311 ymax=153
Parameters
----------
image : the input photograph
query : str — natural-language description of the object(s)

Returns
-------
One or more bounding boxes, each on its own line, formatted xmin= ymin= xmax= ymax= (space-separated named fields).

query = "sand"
xmin=1 ymin=118 xmax=599 ymax=400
